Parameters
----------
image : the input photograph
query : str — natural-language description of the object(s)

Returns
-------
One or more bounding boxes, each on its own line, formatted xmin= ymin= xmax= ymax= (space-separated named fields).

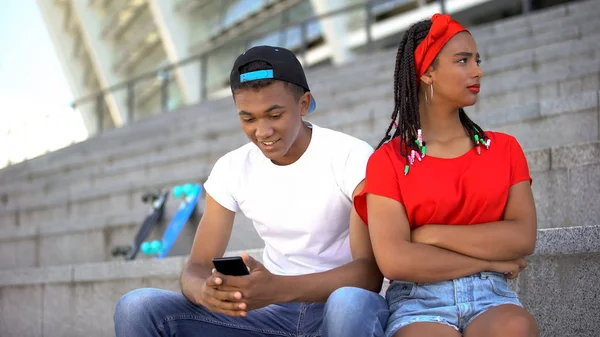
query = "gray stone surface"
xmin=496 ymin=108 xmax=598 ymax=149
xmin=552 ymin=141 xmax=600 ymax=169
xmin=39 ymin=230 xmax=107 ymax=266
xmin=535 ymin=225 xmax=600 ymax=256
xmin=5 ymin=34 xmax=600 ymax=189
xmin=540 ymin=91 xmax=598 ymax=117
xmin=532 ymin=170 xmax=570 ymax=229
xmin=568 ymin=164 xmax=600 ymax=227
xmin=0 ymin=238 xmax=37 ymax=269
xmin=0 ymin=285 xmax=43 ymax=337
xmin=524 ymin=147 xmax=550 ymax=173
xmin=0 ymin=265 xmax=72 ymax=286
xmin=41 ymin=279 xmax=181 ymax=337
xmin=73 ymin=256 xmax=185 ymax=282
xmin=518 ymin=253 xmax=600 ymax=337
xmin=559 ymin=73 xmax=600 ymax=97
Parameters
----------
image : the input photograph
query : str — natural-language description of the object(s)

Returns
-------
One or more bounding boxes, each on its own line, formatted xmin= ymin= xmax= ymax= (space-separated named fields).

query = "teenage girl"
xmin=354 ymin=14 xmax=539 ymax=337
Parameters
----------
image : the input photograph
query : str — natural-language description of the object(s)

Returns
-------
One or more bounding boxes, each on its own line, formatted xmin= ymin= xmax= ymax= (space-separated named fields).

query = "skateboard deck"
xmin=111 ymin=190 xmax=169 ymax=260
xmin=141 ymin=183 xmax=202 ymax=258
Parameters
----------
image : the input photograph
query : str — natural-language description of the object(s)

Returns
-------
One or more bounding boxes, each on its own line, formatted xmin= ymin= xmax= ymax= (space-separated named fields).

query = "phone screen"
xmin=212 ymin=256 xmax=250 ymax=276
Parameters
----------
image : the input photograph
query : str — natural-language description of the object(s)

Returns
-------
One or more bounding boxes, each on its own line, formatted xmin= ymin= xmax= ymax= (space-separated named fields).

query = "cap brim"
xmin=308 ymin=96 xmax=316 ymax=113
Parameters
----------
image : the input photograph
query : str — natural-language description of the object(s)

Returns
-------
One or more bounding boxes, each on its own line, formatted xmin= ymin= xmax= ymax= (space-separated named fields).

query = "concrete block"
xmin=42 ymin=284 xmax=80 ymax=337
xmin=484 ymin=49 xmax=534 ymax=74
xmin=537 ymin=82 xmax=559 ymax=100
xmin=0 ymin=285 xmax=43 ymax=337
xmin=0 ymin=210 xmax=18 ymax=232
xmin=531 ymin=170 xmax=570 ymax=229
xmin=551 ymin=141 xmax=600 ymax=169
xmin=518 ymin=253 xmax=600 ymax=337
xmin=483 ymin=67 xmax=537 ymax=96
xmin=568 ymin=0 xmax=600 ymax=17
xmin=535 ymin=225 xmax=600 ymax=256
xmin=0 ymin=265 xmax=72 ymax=286
xmin=483 ymin=103 xmax=540 ymax=127
xmin=477 ymin=86 xmax=538 ymax=114
xmin=106 ymin=211 xmax=142 ymax=228
xmin=93 ymin=167 xmax=148 ymax=191
xmin=70 ymin=193 xmax=132 ymax=220
xmin=486 ymin=26 xmax=578 ymax=57
xmin=540 ymin=91 xmax=598 ymax=116
xmin=568 ymin=164 xmax=600 ymax=227
xmin=559 ymin=74 xmax=600 ymax=96
xmin=530 ymin=4 xmax=595 ymax=34
xmin=0 ymin=238 xmax=37 ymax=269
xmin=532 ymin=25 xmax=580 ymax=51
xmin=73 ymin=256 xmax=184 ymax=282
xmin=20 ymin=206 xmax=68 ymax=231
xmin=570 ymin=59 xmax=600 ymax=81
xmin=579 ymin=15 xmax=600 ymax=37
xmin=527 ymin=3 xmax=568 ymax=23
xmin=496 ymin=109 xmax=598 ymax=149
xmin=0 ymin=224 xmax=36 ymax=241
xmin=468 ymin=24 xmax=495 ymax=41
xmin=524 ymin=147 xmax=551 ymax=173
xmin=39 ymin=230 xmax=106 ymax=266
xmin=73 ymin=279 xmax=181 ymax=337
xmin=534 ymin=58 xmax=574 ymax=83
xmin=492 ymin=15 xmax=529 ymax=37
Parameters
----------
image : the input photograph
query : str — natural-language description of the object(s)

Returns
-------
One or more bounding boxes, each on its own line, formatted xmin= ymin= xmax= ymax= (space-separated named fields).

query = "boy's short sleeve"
xmin=203 ymin=154 xmax=239 ymax=212
xmin=340 ymin=140 xmax=374 ymax=199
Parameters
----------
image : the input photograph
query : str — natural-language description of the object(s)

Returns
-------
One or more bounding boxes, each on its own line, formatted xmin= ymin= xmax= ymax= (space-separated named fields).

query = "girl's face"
xmin=422 ymin=32 xmax=484 ymax=109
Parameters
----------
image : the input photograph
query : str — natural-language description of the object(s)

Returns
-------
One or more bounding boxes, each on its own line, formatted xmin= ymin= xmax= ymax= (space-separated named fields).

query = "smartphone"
xmin=212 ymin=256 xmax=250 ymax=276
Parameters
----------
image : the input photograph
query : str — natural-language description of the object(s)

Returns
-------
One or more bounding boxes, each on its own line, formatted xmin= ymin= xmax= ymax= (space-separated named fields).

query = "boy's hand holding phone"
xmin=211 ymin=253 xmax=282 ymax=314
xmin=196 ymin=273 xmax=247 ymax=317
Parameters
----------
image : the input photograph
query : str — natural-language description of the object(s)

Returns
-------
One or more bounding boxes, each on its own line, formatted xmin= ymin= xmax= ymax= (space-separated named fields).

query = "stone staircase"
xmin=0 ymin=1 xmax=599 ymax=336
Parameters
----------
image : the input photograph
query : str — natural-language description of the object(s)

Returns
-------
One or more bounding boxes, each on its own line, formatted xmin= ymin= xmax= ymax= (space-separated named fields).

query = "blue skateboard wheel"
xmin=150 ymin=240 xmax=162 ymax=253
xmin=173 ymin=185 xmax=184 ymax=198
xmin=183 ymin=183 xmax=195 ymax=196
xmin=141 ymin=241 xmax=151 ymax=254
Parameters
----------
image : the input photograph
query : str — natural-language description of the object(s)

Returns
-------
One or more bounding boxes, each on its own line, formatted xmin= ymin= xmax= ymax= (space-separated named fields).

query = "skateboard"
xmin=111 ymin=190 xmax=169 ymax=260
xmin=141 ymin=183 xmax=202 ymax=258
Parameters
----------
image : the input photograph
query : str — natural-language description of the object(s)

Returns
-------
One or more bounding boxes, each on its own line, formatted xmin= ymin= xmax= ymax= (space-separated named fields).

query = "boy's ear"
xmin=300 ymin=91 xmax=311 ymax=117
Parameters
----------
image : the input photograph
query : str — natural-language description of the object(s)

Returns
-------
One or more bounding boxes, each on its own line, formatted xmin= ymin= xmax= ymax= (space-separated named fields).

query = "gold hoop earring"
xmin=430 ymin=83 xmax=434 ymax=102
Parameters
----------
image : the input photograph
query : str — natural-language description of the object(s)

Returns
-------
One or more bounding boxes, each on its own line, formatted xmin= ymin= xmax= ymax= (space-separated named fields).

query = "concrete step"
xmin=0 ymin=141 xmax=597 ymax=268
xmin=3 ymin=24 xmax=599 ymax=188
xmin=0 ymin=225 xmax=598 ymax=337
xmin=473 ymin=1 xmax=600 ymax=58
xmin=4 ymin=51 xmax=600 ymax=200
xmin=1 ymin=87 xmax=598 ymax=214
xmin=0 ymin=186 xmax=259 ymax=268
xmin=3 ymin=2 xmax=599 ymax=184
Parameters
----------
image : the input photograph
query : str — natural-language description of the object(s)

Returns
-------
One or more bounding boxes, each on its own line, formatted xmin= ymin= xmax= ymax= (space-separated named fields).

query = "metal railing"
xmin=71 ymin=0 xmax=448 ymax=135
xmin=71 ymin=0 xmax=532 ymax=136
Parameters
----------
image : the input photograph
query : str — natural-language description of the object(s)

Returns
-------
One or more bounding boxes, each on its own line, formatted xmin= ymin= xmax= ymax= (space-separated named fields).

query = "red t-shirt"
xmin=354 ymin=131 xmax=531 ymax=228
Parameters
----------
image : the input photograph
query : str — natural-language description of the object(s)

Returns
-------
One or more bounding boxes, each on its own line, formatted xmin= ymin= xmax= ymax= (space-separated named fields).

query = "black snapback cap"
xmin=230 ymin=45 xmax=316 ymax=113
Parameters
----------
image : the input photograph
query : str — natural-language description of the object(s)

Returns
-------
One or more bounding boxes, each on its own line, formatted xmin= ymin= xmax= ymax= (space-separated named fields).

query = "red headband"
xmin=414 ymin=13 xmax=468 ymax=81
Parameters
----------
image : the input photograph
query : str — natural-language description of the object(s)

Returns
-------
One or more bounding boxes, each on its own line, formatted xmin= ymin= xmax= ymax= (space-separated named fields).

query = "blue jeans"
xmin=114 ymin=286 xmax=388 ymax=337
xmin=385 ymin=272 xmax=522 ymax=337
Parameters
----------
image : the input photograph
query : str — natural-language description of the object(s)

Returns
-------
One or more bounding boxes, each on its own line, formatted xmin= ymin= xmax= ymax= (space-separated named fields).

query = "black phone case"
xmin=212 ymin=256 xmax=250 ymax=276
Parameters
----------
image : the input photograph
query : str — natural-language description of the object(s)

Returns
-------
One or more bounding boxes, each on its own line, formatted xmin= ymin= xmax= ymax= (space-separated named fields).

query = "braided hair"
xmin=378 ymin=20 xmax=488 ymax=174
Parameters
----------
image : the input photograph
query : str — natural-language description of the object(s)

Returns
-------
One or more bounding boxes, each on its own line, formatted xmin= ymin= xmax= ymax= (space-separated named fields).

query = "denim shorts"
xmin=384 ymin=272 xmax=522 ymax=337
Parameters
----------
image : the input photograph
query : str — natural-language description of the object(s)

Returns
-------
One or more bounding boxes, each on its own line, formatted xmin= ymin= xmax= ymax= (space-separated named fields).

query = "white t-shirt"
xmin=203 ymin=123 xmax=374 ymax=276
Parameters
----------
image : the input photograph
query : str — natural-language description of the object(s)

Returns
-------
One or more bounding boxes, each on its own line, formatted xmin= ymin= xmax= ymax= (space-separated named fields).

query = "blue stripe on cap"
xmin=240 ymin=69 xmax=274 ymax=83
xmin=308 ymin=96 xmax=316 ymax=113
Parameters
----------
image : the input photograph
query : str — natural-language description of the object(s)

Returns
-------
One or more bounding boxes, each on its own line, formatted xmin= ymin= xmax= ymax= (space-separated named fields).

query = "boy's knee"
xmin=323 ymin=287 xmax=388 ymax=336
xmin=325 ymin=286 xmax=386 ymax=315
xmin=327 ymin=287 xmax=381 ymax=307
xmin=115 ymin=288 xmax=157 ymax=318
